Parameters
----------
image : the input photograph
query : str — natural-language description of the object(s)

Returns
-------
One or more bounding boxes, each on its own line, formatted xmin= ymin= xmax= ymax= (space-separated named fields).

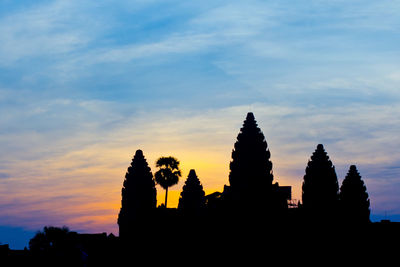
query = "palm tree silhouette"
xmin=155 ymin=156 xmax=181 ymax=208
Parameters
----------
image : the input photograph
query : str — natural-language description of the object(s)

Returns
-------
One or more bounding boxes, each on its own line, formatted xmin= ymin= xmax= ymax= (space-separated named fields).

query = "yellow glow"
xmin=0 ymin=137 xmax=304 ymax=235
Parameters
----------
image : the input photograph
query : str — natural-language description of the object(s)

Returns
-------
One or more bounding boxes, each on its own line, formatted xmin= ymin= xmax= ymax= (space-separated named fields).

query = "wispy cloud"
xmin=85 ymin=33 xmax=218 ymax=64
xmin=0 ymin=1 xmax=95 ymax=66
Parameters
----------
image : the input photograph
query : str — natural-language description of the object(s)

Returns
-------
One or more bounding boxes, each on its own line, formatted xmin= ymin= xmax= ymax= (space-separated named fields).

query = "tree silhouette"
xmin=118 ymin=149 xmax=157 ymax=238
xmin=302 ymin=144 xmax=339 ymax=219
xmin=339 ymin=165 xmax=370 ymax=224
xmin=178 ymin=169 xmax=206 ymax=215
xmin=228 ymin=112 xmax=274 ymax=209
xmin=29 ymin=226 xmax=71 ymax=252
xmin=155 ymin=156 xmax=181 ymax=208
xmin=28 ymin=226 xmax=83 ymax=265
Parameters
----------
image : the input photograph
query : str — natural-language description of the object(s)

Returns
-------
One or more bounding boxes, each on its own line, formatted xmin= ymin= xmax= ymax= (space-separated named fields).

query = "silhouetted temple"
xmin=302 ymin=143 xmax=340 ymax=221
xmin=178 ymin=169 xmax=206 ymax=215
xmin=118 ymin=150 xmax=157 ymax=239
xmin=207 ymin=112 xmax=292 ymax=220
xmin=6 ymin=111 xmax=400 ymax=266
xmin=340 ymin=165 xmax=370 ymax=224
xmin=228 ymin=112 xmax=274 ymax=206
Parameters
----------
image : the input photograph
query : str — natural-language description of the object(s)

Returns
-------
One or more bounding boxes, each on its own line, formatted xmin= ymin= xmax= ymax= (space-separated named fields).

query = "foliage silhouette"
xmin=28 ymin=226 xmax=82 ymax=266
xmin=302 ymin=144 xmax=339 ymax=220
xmin=228 ymin=112 xmax=274 ymax=210
xmin=339 ymin=165 xmax=371 ymax=224
xmin=118 ymin=149 xmax=157 ymax=238
xmin=29 ymin=226 xmax=71 ymax=252
xmin=155 ymin=156 xmax=181 ymax=208
xmin=178 ymin=169 xmax=206 ymax=215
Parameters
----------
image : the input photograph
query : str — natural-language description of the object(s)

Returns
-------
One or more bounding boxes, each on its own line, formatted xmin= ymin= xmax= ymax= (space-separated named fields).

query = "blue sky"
xmin=1 ymin=0 xmax=400 ymax=249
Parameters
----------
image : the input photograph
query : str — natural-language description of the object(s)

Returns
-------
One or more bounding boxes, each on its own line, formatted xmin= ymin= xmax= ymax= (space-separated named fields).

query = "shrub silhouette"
xmin=155 ymin=156 xmax=181 ymax=208
xmin=302 ymin=144 xmax=339 ymax=220
xmin=178 ymin=169 xmax=206 ymax=215
xmin=339 ymin=165 xmax=370 ymax=224
xmin=118 ymin=149 xmax=157 ymax=238
xmin=228 ymin=112 xmax=274 ymax=209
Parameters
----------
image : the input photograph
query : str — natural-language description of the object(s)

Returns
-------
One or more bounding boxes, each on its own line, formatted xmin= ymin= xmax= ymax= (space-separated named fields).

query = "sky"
xmin=1 ymin=0 xmax=400 ymax=249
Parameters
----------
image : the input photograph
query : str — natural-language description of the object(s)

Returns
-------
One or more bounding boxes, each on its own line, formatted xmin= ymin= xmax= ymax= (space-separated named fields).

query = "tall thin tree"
xmin=339 ymin=165 xmax=370 ymax=224
xmin=155 ymin=156 xmax=181 ymax=208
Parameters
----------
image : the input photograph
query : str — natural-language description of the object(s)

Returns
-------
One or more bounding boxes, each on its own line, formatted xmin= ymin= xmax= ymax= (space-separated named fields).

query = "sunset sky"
xmin=1 ymin=0 xmax=400 ymax=249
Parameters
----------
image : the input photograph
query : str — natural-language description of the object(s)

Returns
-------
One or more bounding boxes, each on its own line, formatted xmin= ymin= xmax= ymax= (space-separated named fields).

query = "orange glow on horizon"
xmin=0 ymin=139 xmax=305 ymax=236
